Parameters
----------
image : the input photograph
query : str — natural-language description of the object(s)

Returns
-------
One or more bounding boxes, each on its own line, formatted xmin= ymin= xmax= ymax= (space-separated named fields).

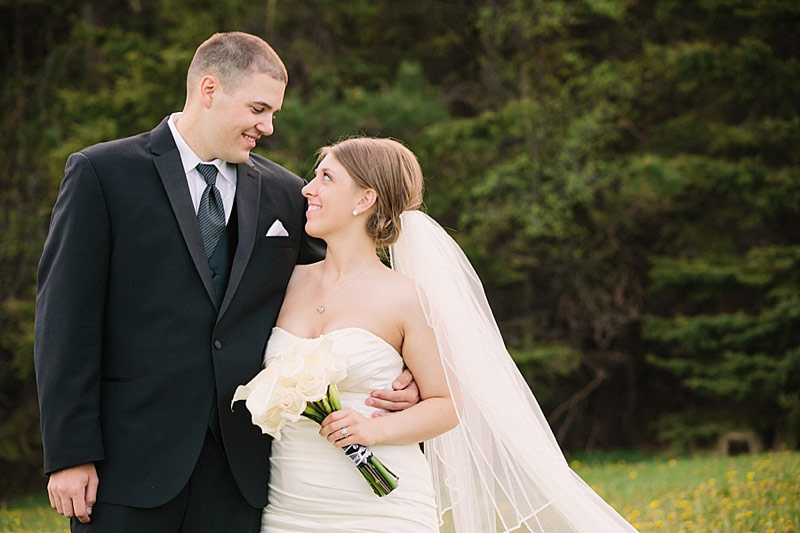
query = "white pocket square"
xmin=265 ymin=219 xmax=289 ymax=237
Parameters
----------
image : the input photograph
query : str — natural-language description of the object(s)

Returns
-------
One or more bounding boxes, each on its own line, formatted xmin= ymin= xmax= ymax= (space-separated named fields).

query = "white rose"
xmin=277 ymin=387 xmax=306 ymax=422
xmin=296 ymin=367 xmax=328 ymax=402
xmin=322 ymin=350 xmax=347 ymax=384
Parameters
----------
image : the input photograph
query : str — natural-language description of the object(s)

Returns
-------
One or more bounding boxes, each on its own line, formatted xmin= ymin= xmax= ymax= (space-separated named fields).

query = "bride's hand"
xmin=320 ymin=409 xmax=378 ymax=448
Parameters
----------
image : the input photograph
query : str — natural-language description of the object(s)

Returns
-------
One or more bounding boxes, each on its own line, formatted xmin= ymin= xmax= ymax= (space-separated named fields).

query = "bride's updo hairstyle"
xmin=319 ymin=137 xmax=424 ymax=246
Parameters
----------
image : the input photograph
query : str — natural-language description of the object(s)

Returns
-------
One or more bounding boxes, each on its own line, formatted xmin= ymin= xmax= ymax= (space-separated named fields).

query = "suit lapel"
xmin=151 ymin=119 xmax=217 ymax=309
xmin=217 ymin=161 xmax=260 ymax=320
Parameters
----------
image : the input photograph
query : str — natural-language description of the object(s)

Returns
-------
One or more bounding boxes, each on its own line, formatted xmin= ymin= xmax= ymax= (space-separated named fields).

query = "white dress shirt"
xmin=167 ymin=113 xmax=237 ymax=223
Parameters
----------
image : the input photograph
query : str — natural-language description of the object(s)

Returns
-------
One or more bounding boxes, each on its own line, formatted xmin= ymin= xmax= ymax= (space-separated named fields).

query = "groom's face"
xmin=206 ymin=72 xmax=286 ymax=163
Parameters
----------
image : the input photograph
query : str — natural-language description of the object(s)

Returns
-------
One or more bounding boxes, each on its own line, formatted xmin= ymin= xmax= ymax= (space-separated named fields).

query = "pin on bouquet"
xmin=232 ymin=336 xmax=399 ymax=496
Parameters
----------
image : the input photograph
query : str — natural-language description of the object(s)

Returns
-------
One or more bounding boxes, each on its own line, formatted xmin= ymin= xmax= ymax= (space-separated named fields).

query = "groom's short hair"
xmin=187 ymin=32 xmax=287 ymax=91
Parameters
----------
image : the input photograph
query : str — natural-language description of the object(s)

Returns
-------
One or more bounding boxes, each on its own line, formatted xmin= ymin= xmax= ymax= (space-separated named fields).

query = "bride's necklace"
xmin=315 ymin=262 xmax=379 ymax=313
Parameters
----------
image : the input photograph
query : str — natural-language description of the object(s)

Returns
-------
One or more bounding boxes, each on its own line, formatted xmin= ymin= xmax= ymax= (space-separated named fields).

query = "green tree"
xmin=416 ymin=0 xmax=800 ymax=449
xmin=645 ymin=247 xmax=800 ymax=450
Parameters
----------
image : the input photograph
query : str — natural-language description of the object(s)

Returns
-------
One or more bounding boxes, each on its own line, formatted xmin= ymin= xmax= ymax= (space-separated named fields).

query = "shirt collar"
xmin=167 ymin=112 xmax=236 ymax=187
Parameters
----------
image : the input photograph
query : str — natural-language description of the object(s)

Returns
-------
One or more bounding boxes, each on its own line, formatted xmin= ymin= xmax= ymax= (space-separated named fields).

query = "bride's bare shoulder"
xmin=378 ymin=266 xmax=426 ymax=317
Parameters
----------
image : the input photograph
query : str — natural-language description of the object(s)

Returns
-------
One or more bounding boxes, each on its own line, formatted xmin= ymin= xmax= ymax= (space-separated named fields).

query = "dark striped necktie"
xmin=196 ymin=163 xmax=226 ymax=259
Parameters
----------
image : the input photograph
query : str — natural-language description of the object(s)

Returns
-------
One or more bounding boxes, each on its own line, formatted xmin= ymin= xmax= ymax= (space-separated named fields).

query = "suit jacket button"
xmin=214 ymin=340 xmax=223 ymax=349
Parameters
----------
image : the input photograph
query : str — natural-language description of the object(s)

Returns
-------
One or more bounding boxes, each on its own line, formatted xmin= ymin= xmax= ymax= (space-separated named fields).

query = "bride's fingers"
xmin=319 ymin=413 xmax=351 ymax=440
xmin=333 ymin=427 xmax=350 ymax=443
xmin=334 ymin=433 xmax=359 ymax=448
xmin=320 ymin=409 xmax=348 ymax=427
xmin=322 ymin=417 xmax=368 ymax=445
xmin=325 ymin=419 xmax=354 ymax=443
xmin=319 ymin=409 xmax=350 ymax=436
xmin=319 ymin=409 xmax=374 ymax=446
xmin=330 ymin=421 xmax=361 ymax=447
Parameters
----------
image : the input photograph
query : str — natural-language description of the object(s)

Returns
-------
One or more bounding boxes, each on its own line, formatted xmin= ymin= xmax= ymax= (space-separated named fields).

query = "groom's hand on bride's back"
xmin=367 ymin=368 xmax=420 ymax=416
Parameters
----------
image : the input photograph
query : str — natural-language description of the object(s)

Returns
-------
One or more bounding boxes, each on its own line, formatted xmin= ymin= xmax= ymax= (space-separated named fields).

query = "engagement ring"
xmin=341 ymin=426 xmax=350 ymax=438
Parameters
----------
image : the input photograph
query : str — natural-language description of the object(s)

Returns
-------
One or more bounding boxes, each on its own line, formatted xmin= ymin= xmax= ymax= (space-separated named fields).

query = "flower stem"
xmin=320 ymin=396 xmax=332 ymax=414
xmin=370 ymin=456 xmax=399 ymax=491
xmin=310 ymin=401 xmax=327 ymax=418
xmin=328 ymin=384 xmax=342 ymax=411
xmin=303 ymin=403 xmax=325 ymax=421
xmin=301 ymin=410 xmax=323 ymax=425
xmin=356 ymin=464 xmax=384 ymax=496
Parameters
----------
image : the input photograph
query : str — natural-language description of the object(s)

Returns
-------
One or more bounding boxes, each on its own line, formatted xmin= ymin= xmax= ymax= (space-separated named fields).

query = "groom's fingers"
xmin=367 ymin=384 xmax=418 ymax=411
xmin=367 ymin=370 xmax=420 ymax=412
xmin=73 ymin=472 xmax=98 ymax=524
xmin=58 ymin=494 xmax=75 ymax=518
xmin=86 ymin=470 xmax=99 ymax=512
xmin=48 ymin=475 xmax=72 ymax=517
xmin=50 ymin=490 xmax=62 ymax=515
xmin=393 ymin=368 xmax=414 ymax=389
xmin=73 ymin=490 xmax=91 ymax=523
xmin=47 ymin=485 xmax=57 ymax=511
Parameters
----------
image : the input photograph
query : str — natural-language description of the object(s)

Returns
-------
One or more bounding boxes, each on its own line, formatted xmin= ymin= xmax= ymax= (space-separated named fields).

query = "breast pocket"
xmin=259 ymin=235 xmax=294 ymax=248
xmin=252 ymin=236 xmax=297 ymax=272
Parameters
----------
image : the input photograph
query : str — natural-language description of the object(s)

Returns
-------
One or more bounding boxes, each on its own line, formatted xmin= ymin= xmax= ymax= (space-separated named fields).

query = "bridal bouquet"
xmin=232 ymin=337 xmax=399 ymax=496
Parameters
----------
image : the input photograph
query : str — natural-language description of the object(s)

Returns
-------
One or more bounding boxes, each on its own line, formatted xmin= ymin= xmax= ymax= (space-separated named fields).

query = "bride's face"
xmin=302 ymin=154 xmax=366 ymax=239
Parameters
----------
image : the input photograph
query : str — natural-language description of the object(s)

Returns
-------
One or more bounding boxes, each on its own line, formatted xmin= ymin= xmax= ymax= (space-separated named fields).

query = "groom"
xmin=35 ymin=32 xmax=416 ymax=531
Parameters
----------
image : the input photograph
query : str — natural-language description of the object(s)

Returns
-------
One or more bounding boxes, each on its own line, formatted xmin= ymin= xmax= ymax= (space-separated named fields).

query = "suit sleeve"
xmin=34 ymin=152 xmax=110 ymax=474
xmin=296 ymin=180 xmax=326 ymax=265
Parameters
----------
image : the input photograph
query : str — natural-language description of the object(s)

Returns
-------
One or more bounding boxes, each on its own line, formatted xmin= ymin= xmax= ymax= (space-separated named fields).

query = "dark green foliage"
xmin=1 ymin=0 xmax=798 ymax=489
xmin=645 ymin=247 xmax=800 ymax=450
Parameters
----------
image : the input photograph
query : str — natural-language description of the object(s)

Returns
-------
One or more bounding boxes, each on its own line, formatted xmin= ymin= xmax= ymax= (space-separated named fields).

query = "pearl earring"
xmin=352 ymin=209 xmax=359 ymax=216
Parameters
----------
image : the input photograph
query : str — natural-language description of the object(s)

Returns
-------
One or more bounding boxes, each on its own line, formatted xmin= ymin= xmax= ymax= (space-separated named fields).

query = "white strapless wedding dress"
xmin=260 ymin=327 xmax=439 ymax=532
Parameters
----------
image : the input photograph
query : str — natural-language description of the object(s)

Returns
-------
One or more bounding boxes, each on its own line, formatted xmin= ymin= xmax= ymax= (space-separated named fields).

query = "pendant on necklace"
xmin=316 ymin=305 xmax=325 ymax=313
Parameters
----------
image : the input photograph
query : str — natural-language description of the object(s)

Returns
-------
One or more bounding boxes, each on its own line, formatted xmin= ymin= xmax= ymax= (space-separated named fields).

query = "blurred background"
xmin=1 ymin=0 xmax=798 ymax=497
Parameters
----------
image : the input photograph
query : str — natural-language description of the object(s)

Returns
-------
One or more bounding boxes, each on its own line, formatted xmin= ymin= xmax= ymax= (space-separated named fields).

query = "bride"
xmin=258 ymin=137 xmax=637 ymax=532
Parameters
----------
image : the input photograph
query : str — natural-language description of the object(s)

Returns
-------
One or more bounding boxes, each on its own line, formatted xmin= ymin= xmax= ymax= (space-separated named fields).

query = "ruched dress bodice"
xmin=261 ymin=327 xmax=438 ymax=532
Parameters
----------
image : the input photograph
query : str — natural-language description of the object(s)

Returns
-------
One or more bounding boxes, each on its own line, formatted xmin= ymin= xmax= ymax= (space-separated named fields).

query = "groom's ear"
xmin=199 ymin=75 xmax=220 ymax=108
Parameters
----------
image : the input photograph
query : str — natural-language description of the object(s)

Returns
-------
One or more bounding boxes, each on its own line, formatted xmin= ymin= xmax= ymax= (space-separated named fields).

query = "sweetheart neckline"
xmin=272 ymin=326 xmax=402 ymax=357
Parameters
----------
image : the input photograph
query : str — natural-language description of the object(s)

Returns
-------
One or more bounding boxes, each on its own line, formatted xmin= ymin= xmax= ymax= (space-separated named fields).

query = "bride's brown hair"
xmin=318 ymin=137 xmax=424 ymax=246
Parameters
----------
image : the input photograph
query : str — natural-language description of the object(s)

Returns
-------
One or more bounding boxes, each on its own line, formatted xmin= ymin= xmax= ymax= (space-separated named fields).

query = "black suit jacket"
xmin=34 ymin=117 xmax=324 ymax=508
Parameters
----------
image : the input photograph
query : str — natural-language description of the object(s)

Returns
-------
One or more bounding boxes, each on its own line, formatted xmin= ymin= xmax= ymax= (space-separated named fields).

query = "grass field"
xmin=576 ymin=451 xmax=799 ymax=532
xmin=1 ymin=451 xmax=797 ymax=532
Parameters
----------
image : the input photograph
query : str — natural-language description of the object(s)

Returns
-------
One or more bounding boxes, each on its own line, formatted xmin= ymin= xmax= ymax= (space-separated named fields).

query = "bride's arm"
xmin=319 ymin=286 xmax=458 ymax=446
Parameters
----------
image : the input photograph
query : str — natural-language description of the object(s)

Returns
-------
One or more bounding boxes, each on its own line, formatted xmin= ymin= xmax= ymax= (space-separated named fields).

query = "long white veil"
xmin=390 ymin=210 xmax=637 ymax=533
